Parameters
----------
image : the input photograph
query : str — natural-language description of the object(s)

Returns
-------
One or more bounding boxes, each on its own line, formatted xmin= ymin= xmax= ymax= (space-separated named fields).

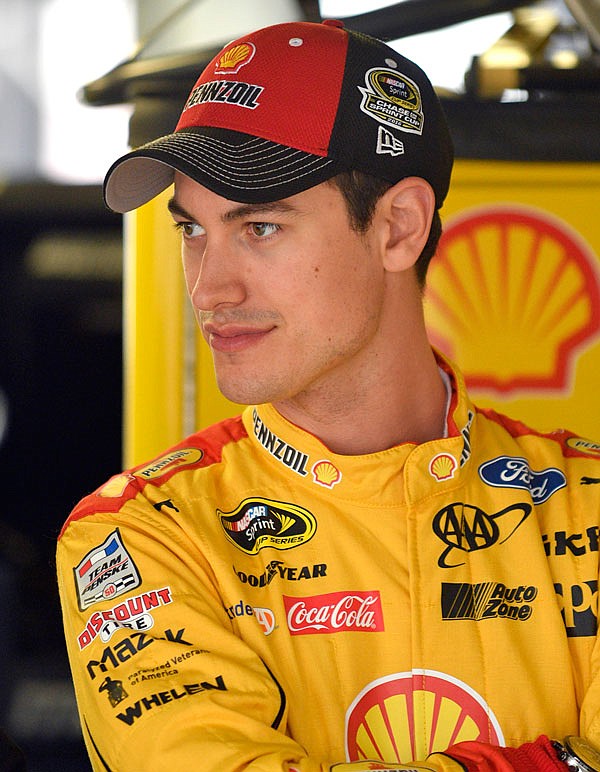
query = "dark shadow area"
xmin=0 ymin=182 xmax=123 ymax=770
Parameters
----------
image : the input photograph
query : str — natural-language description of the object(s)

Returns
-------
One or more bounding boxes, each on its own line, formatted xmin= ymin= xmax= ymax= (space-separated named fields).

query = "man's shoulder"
xmin=60 ymin=413 xmax=248 ymax=536
xmin=475 ymin=404 xmax=600 ymax=467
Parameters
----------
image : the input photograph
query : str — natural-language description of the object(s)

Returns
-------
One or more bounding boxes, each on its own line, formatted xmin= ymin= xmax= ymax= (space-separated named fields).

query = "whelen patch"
xmin=73 ymin=529 xmax=141 ymax=611
xmin=217 ymin=498 xmax=316 ymax=555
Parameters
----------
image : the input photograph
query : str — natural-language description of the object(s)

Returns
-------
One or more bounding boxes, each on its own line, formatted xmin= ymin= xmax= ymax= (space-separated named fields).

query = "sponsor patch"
xmin=441 ymin=582 xmax=537 ymax=621
xmin=116 ymin=677 xmax=227 ymax=725
xmin=543 ymin=527 xmax=600 ymax=556
xmin=555 ymin=580 xmax=598 ymax=637
xmin=312 ymin=460 xmax=342 ymax=488
xmin=136 ymin=448 xmax=203 ymax=481
xmin=254 ymin=606 xmax=277 ymax=635
xmin=429 ymin=453 xmax=457 ymax=481
xmin=359 ymin=68 xmax=424 ymax=134
xmin=233 ymin=560 xmax=327 ymax=588
xmin=433 ymin=501 xmax=531 ymax=568
xmin=218 ymin=498 xmax=316 ymax=554
xmin=252 ymin=409 xmax=309 ymax=476
xmin=566 ymin=437 xmax=600 ymax=457
xmin=478 ymin=456 xmax=566 ymax=504
xmin=77 ymin=586 xmax=173 ymax=649
xmin=215 ymin=42 xmax=255 ymax=74
xmin=74 ymin=529 xmax=141 ymax=611
xmin=345 ymin=670 xmax=503 ymax=764
xmin=284 ymin=591 xmax=384 ymax=635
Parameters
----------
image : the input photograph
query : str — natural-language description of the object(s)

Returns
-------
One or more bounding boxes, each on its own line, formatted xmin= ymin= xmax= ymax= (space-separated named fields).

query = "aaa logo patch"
xmin=218 ymin=498 xmax=316 ymax=555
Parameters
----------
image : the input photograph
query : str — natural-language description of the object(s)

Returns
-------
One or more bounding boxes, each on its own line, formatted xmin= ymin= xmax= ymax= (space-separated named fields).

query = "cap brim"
xmin=104 ymin=127 xmax=340 ymax=212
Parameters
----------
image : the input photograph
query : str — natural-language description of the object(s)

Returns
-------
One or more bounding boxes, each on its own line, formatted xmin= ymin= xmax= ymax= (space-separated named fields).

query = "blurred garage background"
xmin=1 ymin=1 xmax=599 ymax=769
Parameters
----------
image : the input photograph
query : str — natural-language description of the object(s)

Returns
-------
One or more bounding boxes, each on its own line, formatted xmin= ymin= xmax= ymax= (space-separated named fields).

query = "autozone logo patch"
xmin=218 ymin=498 xmax=316 ymax=554
xmin=441 ymin=582 xmax=537 ymax=621
xmin=432 ymin=501 xmax=531 ymax=568
xmin=284 ymin=591 xmax=384 ymax=635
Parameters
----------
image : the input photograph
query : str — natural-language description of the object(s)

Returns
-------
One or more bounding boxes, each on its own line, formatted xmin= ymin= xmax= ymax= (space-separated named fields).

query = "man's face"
xmin=169 ymin=172 xmax=386 ymax=409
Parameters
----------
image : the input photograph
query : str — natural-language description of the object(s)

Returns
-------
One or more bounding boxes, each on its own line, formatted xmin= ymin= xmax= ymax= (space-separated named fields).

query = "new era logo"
xmin=376 ymin=126 xmax=404 ymax=156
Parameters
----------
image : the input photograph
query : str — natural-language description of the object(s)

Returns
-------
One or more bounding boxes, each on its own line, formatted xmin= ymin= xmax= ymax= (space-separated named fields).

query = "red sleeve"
xmin=444 ymin=736 xmax=566 ymax=772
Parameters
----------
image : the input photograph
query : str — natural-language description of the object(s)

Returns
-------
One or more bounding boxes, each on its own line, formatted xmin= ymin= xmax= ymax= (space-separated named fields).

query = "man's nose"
xmin=189 ymin=239 xmax=247 ymax=312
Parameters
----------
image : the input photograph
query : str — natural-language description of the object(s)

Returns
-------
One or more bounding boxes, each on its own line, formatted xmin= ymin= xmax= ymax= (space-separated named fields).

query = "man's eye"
xmin=250 ymin=222 xmax=279 ymax=238
xmin=175 ymin=222 xmax=205 ymax=238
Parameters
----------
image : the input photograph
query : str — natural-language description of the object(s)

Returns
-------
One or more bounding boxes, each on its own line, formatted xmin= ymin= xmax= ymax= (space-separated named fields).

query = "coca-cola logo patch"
xmin=283 ymin=591 xmax=384 ymax=636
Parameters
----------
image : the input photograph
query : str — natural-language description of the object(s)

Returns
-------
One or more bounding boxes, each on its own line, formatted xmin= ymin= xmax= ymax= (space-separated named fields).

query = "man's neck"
xmin=274 ymin=345 xmax=448 ymax=456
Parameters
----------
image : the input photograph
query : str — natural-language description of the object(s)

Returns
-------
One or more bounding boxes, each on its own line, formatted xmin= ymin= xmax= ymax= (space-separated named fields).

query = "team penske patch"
xmin=74 ymin=529 xmax=141 ymax=611
xmin=218 ymin=498 xmax=316 ymax=554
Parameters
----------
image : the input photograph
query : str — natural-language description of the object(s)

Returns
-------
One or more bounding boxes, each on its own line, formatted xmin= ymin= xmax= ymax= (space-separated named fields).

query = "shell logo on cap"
xmin=345 ymin=670 xmax=503 ymax=764
xmin=425 ymin=205 xmax=600 ymax=395
xmin=215 ymin=42 xmax=256 ymax=74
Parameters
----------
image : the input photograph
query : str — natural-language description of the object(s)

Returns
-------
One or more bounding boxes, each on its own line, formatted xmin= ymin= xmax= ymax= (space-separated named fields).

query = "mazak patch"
xmin=358 ymin=67 xmax=424 ymax=134
xmin=218 ymin=498 xmax=316 ymax=555
xmin=74 ymin=529 xmax=141 ymax=611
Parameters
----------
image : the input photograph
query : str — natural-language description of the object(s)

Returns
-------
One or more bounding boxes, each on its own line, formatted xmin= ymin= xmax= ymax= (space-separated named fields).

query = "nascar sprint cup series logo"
xmin=359 ymin=68 xmax=424 ymax=134
xmin=218 ymin=498 xmax=316 ymax=555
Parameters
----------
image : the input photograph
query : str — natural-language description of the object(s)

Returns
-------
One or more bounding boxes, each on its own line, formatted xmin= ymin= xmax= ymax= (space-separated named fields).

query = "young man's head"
xmin=103 ymin=20 xmax=454 ymax=408
xmin=104 ymin=20 xmax=453 ymax=275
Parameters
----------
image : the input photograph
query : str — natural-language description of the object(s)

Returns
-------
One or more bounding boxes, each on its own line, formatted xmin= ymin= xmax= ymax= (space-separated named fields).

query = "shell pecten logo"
xmin=345 ymin=670 xmax=503 ymax=764
xmin=215 ymin=42 xmax=255 ymax=74
xmin=425 ymin=205 xmax=600 ymax=394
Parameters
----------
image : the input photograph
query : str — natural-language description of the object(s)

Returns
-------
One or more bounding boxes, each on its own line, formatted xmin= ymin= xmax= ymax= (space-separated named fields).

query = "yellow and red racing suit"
xmin=57 ymin=357 xmax=600 ymax=771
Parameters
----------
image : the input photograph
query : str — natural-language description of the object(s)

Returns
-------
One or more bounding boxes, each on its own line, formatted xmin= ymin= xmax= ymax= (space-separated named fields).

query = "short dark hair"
xmin=329 ymin=170 xmax=442 ymax=287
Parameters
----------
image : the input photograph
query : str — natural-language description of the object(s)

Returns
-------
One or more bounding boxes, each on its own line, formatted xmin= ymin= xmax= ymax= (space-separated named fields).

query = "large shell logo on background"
xmin=425 ymin=205 xmax=600 ymax=394
xmin=345 ymin=670 xmax=503 ymax=764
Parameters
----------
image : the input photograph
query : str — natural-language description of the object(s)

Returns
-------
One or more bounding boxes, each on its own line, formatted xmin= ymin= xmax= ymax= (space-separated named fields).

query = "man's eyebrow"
xmin=167 ymin=197 xmax=194 ymax=220
xmin=221 ymin=201 xmax=297 ymax=222
xmin=167 ymin=197 xmax=297 ymax=222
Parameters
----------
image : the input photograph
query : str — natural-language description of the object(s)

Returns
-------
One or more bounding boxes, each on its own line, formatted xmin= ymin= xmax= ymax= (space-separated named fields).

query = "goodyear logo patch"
xmin=358 ymin=67 xmax=424 ymax=134
xmin=218 ymin=498 xmax=316 ymax=555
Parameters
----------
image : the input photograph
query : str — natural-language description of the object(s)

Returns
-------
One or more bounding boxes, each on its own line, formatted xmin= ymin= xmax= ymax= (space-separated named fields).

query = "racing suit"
xmin=56 ymin=356 xmax=600 ymax=771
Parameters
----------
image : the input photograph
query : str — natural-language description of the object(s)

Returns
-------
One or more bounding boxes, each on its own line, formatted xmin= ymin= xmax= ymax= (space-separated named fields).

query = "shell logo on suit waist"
xmin=345 ymin=670 xmax=503 ymax=764
xmin=425 ymin=205 xmax=600 ymax=394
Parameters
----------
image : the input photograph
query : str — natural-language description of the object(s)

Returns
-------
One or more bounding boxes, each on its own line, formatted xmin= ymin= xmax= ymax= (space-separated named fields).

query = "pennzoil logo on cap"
xmin=359 ymin=68 xmax=424 ymax=135
xmin=215 ymin=42 xmax=255 ymax=74
xmin=218 ymin=498 xmax=317 ymax=554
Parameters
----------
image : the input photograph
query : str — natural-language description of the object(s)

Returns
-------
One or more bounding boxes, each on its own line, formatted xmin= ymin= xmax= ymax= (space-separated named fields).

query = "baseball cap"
xmin=104 ymin=19 xmax=454 ymax=213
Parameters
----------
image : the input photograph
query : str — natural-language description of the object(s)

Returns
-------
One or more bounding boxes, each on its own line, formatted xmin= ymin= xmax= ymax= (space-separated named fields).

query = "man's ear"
xmin=376 ymin=177 xmax=436 ymax=273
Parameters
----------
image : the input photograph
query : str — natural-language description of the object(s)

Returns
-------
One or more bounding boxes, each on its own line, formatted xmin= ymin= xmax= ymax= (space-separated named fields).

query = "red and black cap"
xmin=104 ymin=19 xmax=454 ymax=212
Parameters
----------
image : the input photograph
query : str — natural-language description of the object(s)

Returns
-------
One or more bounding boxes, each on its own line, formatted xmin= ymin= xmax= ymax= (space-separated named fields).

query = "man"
xmin=57 ymin=19 xmax=600 ymax=772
